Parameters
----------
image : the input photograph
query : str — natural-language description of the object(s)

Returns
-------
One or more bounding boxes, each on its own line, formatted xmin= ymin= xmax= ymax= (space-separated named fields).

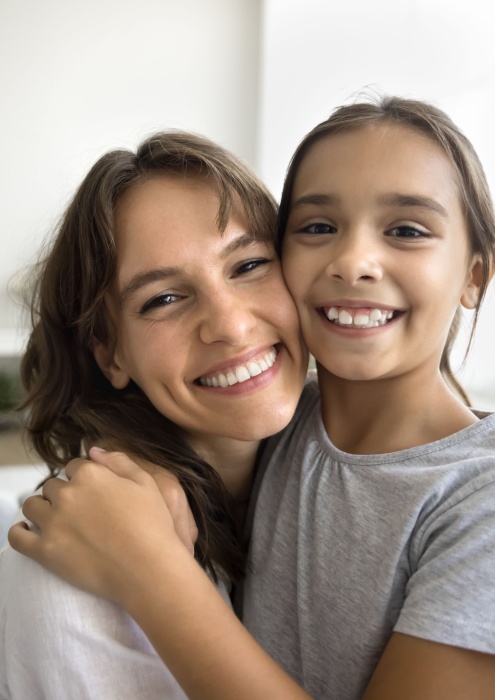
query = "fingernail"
xmin=90 ymin=446 xmax=107 ymax=453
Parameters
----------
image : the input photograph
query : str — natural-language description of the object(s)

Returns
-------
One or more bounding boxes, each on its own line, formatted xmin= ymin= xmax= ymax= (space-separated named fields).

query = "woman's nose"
xmin=325 ymin=231 xmax=383 ymax=285
xmin=198 ymin=290 xmax=256 ymax=345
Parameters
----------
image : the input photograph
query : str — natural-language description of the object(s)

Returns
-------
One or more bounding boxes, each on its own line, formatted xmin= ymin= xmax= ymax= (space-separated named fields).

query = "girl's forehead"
xmin=291 ymin=123 xmax=461 ymax=205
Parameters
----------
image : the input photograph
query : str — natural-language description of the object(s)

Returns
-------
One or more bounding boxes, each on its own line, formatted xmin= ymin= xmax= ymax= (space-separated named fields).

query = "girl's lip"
xmin=319 ymin=299 xmax=399 ymax=312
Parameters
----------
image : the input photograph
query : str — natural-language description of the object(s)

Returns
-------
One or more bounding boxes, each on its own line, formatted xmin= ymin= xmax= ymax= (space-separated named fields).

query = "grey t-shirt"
xmin=242 ymin=383 xmax=495 ymax=699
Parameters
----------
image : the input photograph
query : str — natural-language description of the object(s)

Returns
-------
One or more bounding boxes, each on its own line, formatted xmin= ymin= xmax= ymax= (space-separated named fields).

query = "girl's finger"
xmin=87 ymin=447 xmax=148 ymax=482
xmin=65 ymin=457 xmax=94 ymax=480
xmin=8 ymin=521 xmax=40 ymax=556
xmin=40 ymin=476 xmax=68 ymax=504
xmin=21 ymin=494 xmax=52 ymax=527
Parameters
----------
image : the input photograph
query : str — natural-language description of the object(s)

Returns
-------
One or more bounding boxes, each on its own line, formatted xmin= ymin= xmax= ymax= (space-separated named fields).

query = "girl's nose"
xmin=198 ymin=290 xmax=257 ymax=345
xmin=325 ymin=232 xmax=383 ymax=286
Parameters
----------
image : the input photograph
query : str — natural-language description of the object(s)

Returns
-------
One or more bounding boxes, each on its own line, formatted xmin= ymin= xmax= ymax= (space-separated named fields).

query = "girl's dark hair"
xmin=277 ymin=96 xmax=495 ymax=403
xmin=20 ymin=131 xmax=278 ymax=582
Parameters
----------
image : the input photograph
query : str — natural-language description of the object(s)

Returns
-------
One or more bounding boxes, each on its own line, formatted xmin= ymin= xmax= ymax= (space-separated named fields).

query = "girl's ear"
xmin=460 ymin=254 xmax=488 ymax=310
xmin=90 ymin=337 xmax=130 ymax=390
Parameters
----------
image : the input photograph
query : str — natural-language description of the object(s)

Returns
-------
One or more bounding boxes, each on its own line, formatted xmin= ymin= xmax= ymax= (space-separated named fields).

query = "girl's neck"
xmin=317 ymin=364 xmax=478 ymax=455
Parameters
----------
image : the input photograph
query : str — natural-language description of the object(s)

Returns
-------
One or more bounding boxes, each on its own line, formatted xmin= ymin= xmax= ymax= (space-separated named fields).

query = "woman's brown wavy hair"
xmin=20 ymin=131 xmax=278 ymax=582
xmin=277 ymin=96 xmax=495 ymax=404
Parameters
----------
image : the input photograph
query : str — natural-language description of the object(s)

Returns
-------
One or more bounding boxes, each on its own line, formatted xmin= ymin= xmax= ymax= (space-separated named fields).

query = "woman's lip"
xmin=195 ymin=346 xmax=282 ymax=392
xmin=194 ymin=344 xmax=280 ymax=382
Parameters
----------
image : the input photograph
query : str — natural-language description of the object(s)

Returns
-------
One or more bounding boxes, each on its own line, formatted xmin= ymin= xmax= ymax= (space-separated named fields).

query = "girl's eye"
xmin=298 ymin=223 xmax=337 ymax=235
xmin=139 ymin=293 xmax=182 ymax=314
xmin=387 ymin=225 xmax=430 ymax=239
xmin=234 ymin=258 xmax=272 ymax=276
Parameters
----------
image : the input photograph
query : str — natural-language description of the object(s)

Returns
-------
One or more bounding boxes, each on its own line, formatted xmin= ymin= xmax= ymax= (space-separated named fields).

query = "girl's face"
xmin=282 ymin=123 xmax=482 ymax=385
xmin=94 ymin=176 xmax=307 ymax=446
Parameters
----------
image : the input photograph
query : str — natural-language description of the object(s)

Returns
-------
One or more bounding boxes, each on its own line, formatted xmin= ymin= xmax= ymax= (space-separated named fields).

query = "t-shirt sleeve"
xmin=0 ymin=545 xmax=186 ymax=700
xmin=394 ymin=477 xmax=495 ymax=654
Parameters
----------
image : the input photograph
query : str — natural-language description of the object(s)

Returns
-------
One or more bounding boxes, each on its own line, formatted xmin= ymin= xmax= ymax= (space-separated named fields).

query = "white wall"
xmin=258 ymin=0 xmax=495 ymax=408
xmin=3 ymin=0 xmax=495 ymax=406
xmin=0 ymin=0 xmax=261 ymax=341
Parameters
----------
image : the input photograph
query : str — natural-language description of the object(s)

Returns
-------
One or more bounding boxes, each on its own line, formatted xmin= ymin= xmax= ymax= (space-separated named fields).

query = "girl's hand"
xmin=8 ymin=448 xmax=190 ymax=604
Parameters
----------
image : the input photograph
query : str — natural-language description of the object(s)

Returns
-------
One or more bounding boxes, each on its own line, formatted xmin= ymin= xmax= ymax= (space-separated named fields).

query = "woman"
xmin=0 ymin=130 xmax=307 ymax=699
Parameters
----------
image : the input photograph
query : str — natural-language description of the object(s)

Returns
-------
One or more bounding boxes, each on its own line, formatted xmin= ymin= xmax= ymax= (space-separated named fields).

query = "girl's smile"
xmin=282 ymin=122 xmax=482 ymax=386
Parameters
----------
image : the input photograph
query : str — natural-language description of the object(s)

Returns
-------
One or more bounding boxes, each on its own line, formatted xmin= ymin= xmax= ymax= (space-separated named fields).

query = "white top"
xmin=0 ymin=519 xmax=231 ymax=699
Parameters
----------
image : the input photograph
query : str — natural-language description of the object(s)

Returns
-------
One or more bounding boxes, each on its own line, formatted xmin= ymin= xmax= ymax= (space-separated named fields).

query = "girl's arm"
xmin=363 ymin=632 xmax=495 ymax=700
xmin=9 ymin=449 xmax=495 ymax=699
xmin=8 ymin=449 xmax=311 ymax=700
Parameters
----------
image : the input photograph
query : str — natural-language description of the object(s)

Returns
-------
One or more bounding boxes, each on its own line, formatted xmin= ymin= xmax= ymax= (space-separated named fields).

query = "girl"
xmin=0 ymin=131 xmax=307 ymax=699
xmin=10 ymin=97 xmax=495 ymax=699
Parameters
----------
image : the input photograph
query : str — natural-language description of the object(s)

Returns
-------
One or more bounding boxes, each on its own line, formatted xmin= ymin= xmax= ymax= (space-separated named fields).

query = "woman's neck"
xmin=317 ymin=363 xmax=478 ymax=455
xmin=187 ymin=434 xmax=260 ymax=504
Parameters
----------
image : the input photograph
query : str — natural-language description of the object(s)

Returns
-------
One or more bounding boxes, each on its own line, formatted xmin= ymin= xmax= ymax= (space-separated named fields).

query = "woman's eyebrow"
xmin=119 ymin=267 xmax=178 ymax=307
xmin=220 ymin=232 xmax=260 ymax=259
xmin=118 ymin=233 xmax=260 ymax=306
xmin=377 ymin=192 xmax=449 ymax=218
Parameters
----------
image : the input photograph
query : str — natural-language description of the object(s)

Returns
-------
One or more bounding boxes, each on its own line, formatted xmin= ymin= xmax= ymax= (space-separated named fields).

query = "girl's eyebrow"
xmin=290 ymin=193 xmax=340 ymax=209
xmin=291 ymin=192 xmax=449 ymax=219
xmin=119 ymin=232 xmax=260 ymax=306
xmin=376 ymin=192 xmax=449 ymax=218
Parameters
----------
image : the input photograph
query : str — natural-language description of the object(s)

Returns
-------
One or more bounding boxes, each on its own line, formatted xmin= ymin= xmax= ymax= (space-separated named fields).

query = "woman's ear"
xmin=460 ymin=254 xmax=487 ymax=310
xmin=90 ymin=337 xmax=130 ymax=390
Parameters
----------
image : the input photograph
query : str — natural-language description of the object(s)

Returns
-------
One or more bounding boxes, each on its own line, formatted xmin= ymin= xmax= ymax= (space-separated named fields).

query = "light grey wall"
xmin=0 ymin=0 xmax=261 ymax=345
xmin=3 ymin=0 xmax=495 ymax=406
xmin=257 ymin=0 xmax=495 ymax=408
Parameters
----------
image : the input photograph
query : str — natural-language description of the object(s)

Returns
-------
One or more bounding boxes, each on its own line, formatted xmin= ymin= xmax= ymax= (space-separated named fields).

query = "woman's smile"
xmin=196 ymin=345 xmax=278 ymax=387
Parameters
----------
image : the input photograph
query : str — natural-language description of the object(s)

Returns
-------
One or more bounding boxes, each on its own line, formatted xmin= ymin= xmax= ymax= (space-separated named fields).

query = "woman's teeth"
xmin=199 ymin=348 xmax=277 ymax=387
xmin=325 ymin=307 xmax=395 ymax=329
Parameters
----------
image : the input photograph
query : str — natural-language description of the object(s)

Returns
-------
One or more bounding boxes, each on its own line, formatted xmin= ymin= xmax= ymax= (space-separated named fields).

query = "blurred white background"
xmin=2 ymin=0 xmax=495 ymax=407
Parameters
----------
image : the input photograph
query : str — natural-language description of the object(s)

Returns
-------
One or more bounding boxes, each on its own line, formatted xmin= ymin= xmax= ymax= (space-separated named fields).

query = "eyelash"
xmin=138 ymin=258 xmax=273 ymax=315
xmin=234 ymin=257 xmax=273 ymax=275
xmin=298 ymin=223 xmax=336 ymax=235
xmin=297 ymin=223 xmax=431 ymax=240
xmin=139 ymin=293 xmax=182 ymax=315
xmin=386 ymin=225 xmax=431 ymax=239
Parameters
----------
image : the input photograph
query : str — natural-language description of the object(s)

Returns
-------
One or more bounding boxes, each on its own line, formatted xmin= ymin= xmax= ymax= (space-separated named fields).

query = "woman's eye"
xmin=235 ymin=258 xmax=272 ymax=276
xmin=387 ymin=225 xmax=430 ymax=239
xmin=139 ymin=293 xmax=182 ymax=314
xmin=298 ymin=223 xmax=337 ymax=235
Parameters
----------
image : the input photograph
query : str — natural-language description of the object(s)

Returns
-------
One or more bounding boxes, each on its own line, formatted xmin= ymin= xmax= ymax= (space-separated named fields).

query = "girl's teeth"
xmin=199 ymin=349 xmax=277 ymax=387
xmin=354 ymin=313 xmax=369 ymax=325
xmin=326 ymin=307 xmax=395 ymax=328
xmin=338 ymin=309 xmax=353 ymax=325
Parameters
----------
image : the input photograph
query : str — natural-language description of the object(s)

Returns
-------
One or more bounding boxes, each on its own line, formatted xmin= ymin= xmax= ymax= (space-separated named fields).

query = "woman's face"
xmin=95 ymin=175 xmax=307 ymax=446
